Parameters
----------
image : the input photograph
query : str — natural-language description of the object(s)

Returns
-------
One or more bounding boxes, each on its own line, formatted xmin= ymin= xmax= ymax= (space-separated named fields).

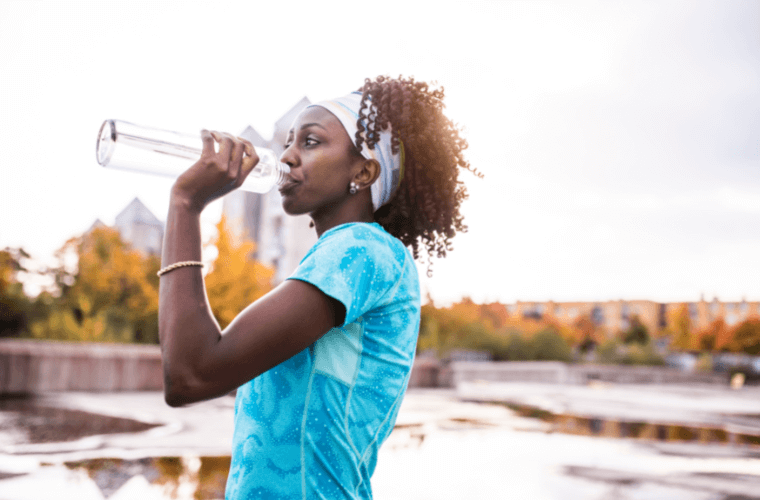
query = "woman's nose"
xmin=279 ymin=144 xmax=295 ymax=167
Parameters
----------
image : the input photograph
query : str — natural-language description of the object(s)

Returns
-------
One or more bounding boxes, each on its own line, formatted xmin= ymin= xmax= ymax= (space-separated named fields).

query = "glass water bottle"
xmin=96 ymin=119 xmax=290 ymax=193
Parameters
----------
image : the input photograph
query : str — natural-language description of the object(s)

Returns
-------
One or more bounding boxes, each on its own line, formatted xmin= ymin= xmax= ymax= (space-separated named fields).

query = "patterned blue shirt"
xmin=225 ymin=222 xmax=420 ymax=499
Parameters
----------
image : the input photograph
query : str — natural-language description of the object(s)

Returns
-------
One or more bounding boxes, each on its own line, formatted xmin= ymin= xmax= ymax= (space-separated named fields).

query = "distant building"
xmin=222 ymin=97 xmax=317 ymax=284
xmin=508 ymin=298 xmax=760 ymax=336
xmin=87 ymin=218 xmax=108 ymax=233
xmin=113 ymin=197 xmax=164 ymax=256
xmin=664 ymin=298 xmax=760 ymax=329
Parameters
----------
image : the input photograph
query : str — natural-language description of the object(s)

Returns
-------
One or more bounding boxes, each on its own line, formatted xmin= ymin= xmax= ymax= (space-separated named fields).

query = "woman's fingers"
xmin=214 ymin=132 xmax=233 ymax=164
xmin=201 ymin=130 xmax=216 ymax=155
xmin=223 ymin=132 xmax=245 ymax=181
xmin=203 ymin=131 xmax=258 ymax=188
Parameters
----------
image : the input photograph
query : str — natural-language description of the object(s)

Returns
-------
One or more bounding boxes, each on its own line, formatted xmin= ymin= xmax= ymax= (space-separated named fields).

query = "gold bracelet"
xmin=157 ymin=261 xmax=204 ymax=277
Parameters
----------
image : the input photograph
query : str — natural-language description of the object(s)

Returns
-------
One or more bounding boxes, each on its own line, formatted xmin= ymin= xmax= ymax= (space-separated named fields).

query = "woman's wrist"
xmin=170 ymin=185 xmax=204 ymax=215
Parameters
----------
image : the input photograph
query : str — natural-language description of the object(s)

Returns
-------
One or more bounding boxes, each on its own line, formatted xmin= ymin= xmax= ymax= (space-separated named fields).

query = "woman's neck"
xmin=311 ymin=195 xmax=375 ymax=238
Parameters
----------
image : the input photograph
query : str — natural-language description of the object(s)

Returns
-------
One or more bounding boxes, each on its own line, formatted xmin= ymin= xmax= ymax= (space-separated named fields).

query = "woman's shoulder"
xmin=321 ymin=221 xmax=392 ymax=241
xmin=317 ymin=222 xmax=407 ymax=257
xmin=299 ymin=222 xmax=415 ymax=284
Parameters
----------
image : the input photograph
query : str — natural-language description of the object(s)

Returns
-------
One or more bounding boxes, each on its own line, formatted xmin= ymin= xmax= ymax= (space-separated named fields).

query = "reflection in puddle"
xmin=2 ymin=393 xmax=758 ymax=499
xmin=64 ymin=456 xmax=231 ymax=499
xmin=0 ymin=396 xmax=159 ymax=445
xmin=497 ymin=402 xmax=760 ymax=447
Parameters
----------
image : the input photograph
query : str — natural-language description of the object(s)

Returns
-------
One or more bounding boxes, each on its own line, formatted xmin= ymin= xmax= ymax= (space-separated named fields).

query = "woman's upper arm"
xmin=167 ymin=279 xmax=343 ymax=405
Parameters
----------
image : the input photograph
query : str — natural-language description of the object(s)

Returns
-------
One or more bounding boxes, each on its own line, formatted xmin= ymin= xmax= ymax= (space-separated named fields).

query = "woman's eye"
xmin=305 ymin=137 xmax=319 ymax=147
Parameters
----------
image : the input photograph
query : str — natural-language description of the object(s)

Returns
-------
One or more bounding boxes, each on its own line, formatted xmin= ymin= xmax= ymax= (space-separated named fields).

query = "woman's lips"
xmin=278 ymin=181 xmax=299 ymax=194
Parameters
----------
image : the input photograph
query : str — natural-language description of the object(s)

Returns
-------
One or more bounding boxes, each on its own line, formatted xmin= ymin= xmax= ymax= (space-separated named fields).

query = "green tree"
xmin=597 ymin=338 xmax=623 ymax=364
xmin=622 ymin=315 xmax=649 ymax=345
xmin=501 ymin=330 xmax=535 ymax=361
xmin=620 ymin=340 xmax=665 ymax=366
xmin=531 ymin=327 xmax=573 ymax=362
xmin=0 ymin=248 xmax=31 ymax=337
xmin=417 ymin=300 xmax=441 ymax=354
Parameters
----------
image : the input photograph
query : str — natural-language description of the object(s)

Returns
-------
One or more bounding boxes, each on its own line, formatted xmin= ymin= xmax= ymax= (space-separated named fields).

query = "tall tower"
xmin=222 ymin=97 xmax=317 ymax=284
xmin=113 ymin=197 xmax=164 ymax=256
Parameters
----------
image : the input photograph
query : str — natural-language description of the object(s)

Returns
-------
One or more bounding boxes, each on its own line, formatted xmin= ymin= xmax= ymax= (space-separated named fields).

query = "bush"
xmin=597 ymin=338 xmax=623 ymax=364
xmin=441 ymin=322 xmax=513 ymax=361
xmin=531 ymin=327 xmax=573 ymax=362
xmin=501 ymin=331 xmax=535 ymax=361
xmin=622 ymin=316 xmax=649 ymax=345
xmin=620 ymin=341 xmax=666 ymax=366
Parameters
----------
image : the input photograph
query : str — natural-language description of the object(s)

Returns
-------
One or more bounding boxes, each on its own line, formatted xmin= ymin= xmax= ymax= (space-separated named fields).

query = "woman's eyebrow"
xmin=300 ymin=122 xmax=327 ymax=131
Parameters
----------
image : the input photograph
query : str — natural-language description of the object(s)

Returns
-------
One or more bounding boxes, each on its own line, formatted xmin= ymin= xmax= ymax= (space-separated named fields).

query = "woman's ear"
xmin=354 ymin=159 xmax=380 ymax=189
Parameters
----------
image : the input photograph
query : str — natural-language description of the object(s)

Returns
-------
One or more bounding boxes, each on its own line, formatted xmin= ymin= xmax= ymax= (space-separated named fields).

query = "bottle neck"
xmin=276 ymin=162 xmax=291 ymax=185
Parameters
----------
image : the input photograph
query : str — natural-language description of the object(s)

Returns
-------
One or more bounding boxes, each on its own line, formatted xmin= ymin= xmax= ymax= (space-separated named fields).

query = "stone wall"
xmin=410 ymin=360 xmax=728 ymax=388
xmin=1 ymin=340 xmax=730 ymax=395
xmin=0 ymin=339 xmax=163 ymax=395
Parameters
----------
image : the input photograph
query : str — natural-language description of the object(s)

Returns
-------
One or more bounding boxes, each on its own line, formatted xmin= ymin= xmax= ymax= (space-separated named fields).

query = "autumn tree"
xmin=729 ymin=318 xmax=760 ymax=355
xmin=573 ymin=314 xmax=599 ymax=352
xmin=204 ymin=215 xmax=274 ymax=330
xmin=667 ymin=304 xmax=694 ymax=351
xmin=417 ymin=297 xmax=576 ymax=362
xmin=30 ymin=227 xmax=161 ymax=343
xmin=695 ymin=318 xmax=727 ymax=351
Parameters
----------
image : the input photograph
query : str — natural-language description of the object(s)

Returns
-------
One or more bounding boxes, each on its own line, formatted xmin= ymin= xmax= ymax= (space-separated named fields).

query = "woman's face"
xmin=278 ymin=106 xmax=363 ymax=216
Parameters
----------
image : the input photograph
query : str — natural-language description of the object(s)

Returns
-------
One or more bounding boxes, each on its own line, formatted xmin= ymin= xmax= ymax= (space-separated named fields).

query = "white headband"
xmin=309 ymin=91 xmax=403 ymax=212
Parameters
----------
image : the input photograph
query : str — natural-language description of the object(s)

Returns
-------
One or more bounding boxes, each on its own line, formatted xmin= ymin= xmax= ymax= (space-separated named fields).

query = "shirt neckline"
xmin=319 ymin=221 xmax=384 ymax=240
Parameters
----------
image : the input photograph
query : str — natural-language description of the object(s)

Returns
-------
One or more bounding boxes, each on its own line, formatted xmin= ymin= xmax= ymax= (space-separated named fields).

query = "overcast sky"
xmin=1 ymin=0 xmax=758 ymax=305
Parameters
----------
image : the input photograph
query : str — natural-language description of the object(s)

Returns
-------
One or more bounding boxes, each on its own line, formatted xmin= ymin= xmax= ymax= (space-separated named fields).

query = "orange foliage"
xmin=728 ymin=317 xmax=760 ymax=355
xmin=30 ymin=226 xmax=161 ymax=343
xmin=477 ymin=302 xmax=510 ymax=331
xmin=667 ymin=303 xmax=695 ymax=350
xmin=204 ymin=215 xmax=274 ymax=330
xmin=572 ymin=314 xmax=600 ymax=345
xmin=696 ymin=318 xmax=728 ymax=351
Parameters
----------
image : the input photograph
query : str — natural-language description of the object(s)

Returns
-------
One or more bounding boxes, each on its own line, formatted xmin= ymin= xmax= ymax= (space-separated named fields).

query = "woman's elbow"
xmin=163 ymin=371 xmax=201 ymax=407
xmin=164 ymin=390 xmax=188 ymax=408
xmin=163 ymin=380 xmax=188 ymax=408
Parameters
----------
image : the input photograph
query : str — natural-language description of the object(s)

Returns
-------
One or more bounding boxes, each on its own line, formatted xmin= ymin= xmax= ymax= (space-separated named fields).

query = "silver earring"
xmin=349 ymin=182 xmax=359 ymax=195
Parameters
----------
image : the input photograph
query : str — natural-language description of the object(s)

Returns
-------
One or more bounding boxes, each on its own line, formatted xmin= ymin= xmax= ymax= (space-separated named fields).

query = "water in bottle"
xmin=96 ymin=120 xmax=290 ymax=193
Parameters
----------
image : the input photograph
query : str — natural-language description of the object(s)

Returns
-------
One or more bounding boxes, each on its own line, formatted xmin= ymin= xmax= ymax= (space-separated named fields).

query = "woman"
xmin=158 ymin=75 xmax=477 ymax=499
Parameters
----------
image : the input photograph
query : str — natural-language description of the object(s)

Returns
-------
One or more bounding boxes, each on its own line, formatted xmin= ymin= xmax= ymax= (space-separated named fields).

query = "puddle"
xmin=493 ymin=402 xmax=760 ymax=447
xmin=63 ymin=456 xmax=231 ymax=499
xmin=0 ymin=396 xmax=160 ymax=446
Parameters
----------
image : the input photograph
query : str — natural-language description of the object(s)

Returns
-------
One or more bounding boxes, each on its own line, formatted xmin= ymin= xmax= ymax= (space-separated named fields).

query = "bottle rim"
xmin=96 ymin=120 xmax=116 ymax=166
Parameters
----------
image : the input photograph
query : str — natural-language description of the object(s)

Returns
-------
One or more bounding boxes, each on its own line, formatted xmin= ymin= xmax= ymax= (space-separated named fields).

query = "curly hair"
xmin=354 ymin=75 xmax=481 ymax=273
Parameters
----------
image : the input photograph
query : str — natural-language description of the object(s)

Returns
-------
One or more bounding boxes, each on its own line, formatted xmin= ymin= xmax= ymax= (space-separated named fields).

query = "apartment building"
xmin=510 ymin=298 xmax=759 ymax=335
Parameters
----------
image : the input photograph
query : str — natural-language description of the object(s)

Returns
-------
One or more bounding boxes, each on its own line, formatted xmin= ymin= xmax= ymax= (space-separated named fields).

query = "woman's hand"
xmin=171 ymin=130 xmax=259 ymax=213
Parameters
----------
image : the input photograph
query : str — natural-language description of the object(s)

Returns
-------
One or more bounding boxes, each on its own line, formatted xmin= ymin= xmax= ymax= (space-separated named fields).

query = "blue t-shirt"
xmin=225 ymin=222 xmax=420 ymax=500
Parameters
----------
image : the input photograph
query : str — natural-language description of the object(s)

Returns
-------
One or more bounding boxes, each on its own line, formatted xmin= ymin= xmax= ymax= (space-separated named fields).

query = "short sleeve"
xmin=287 ymin=223 xmax=405 ymax=326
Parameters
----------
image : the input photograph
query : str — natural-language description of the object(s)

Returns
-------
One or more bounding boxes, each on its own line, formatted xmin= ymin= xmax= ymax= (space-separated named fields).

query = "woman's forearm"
xmin=158 ymin=190 xmax=222 ymax=406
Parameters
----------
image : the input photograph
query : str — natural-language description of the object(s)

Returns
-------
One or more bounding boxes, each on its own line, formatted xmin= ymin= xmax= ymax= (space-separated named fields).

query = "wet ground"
xmin=0 ymin=397 xmax=160 ymax=446
xmin=0 ymin=385 xmax=758 ymax=499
